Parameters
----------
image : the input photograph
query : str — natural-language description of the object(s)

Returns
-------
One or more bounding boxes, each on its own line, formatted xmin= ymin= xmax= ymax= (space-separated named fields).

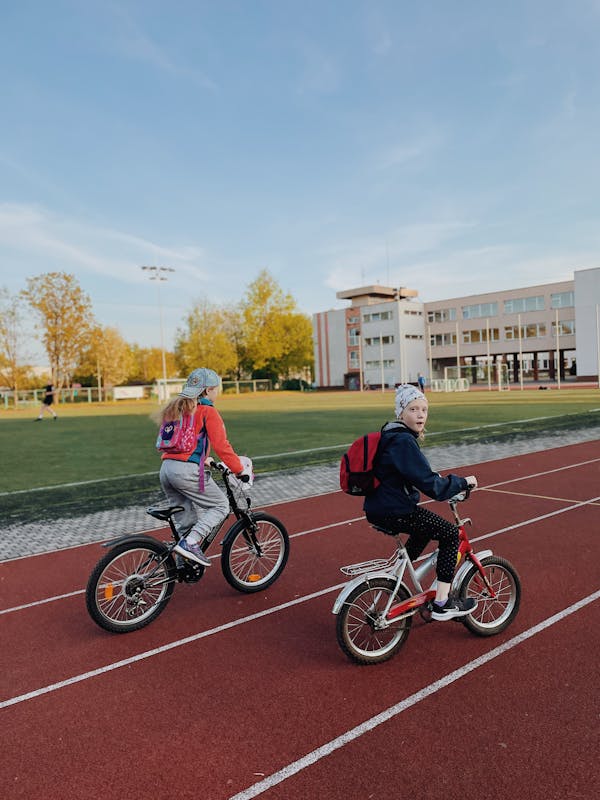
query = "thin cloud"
xmin=0 ymin=203 xmax=210 ymax=285
xmin=107 ymin=2 xmax=217 ymax=91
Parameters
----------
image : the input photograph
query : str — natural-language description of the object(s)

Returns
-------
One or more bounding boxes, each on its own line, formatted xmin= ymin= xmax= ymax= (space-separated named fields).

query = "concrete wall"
xmin=574 ymin=267 xmax=600 ymax=379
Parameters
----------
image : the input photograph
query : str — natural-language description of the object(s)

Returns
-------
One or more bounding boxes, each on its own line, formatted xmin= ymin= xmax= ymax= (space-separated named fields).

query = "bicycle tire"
xmin=221 ymin=512 xmax=289 ymax=593
xmin=86 ymin=540 xmax=176 ymax=633
xmin=336 ymin=578 xmax=412 ymax=665
xmin=458 ymin=555 xmax=521 ymax=636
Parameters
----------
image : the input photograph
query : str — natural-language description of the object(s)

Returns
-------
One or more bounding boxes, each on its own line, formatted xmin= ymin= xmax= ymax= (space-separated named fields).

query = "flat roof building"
xmin=312 ymin=268 xmax=600 ymax=389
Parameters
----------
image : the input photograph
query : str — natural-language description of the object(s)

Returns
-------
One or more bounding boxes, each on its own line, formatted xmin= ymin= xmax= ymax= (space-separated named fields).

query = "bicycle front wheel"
xmin=86 ymin=540 xmax=176 ymax=633
xmin=336 ymin=579 xmax=412 ymax=665
xmin=458 ymin=555 xmax=521 ymax=636
xmin=221 ymin=512 xmax=290 ymax=593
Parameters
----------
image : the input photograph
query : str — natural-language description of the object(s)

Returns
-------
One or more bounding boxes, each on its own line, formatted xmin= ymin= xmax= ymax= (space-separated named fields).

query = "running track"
xmin=1 ymin=441 xmax=599 ymax=800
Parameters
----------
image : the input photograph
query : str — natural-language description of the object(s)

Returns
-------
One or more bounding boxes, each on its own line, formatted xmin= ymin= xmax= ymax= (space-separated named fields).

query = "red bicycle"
xmin=333 ymin=490 xmax=521 ymax=664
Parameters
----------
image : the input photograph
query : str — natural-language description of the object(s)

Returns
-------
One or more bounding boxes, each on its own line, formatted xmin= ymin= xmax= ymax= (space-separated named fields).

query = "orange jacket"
xmin=161 ymin=403 xmax=243 ymax=474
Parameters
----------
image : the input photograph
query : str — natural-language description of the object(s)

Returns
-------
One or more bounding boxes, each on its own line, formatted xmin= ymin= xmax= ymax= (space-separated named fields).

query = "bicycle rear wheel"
xmin=221 ymin=512 xmax=289 ymax=593
xmin=86 ymin=540 xmax=176 ymax=633
xmin=336 ymin=579 xmax=412 ymax=665
xmin=458 ymin=555 xmax=521 ymax=636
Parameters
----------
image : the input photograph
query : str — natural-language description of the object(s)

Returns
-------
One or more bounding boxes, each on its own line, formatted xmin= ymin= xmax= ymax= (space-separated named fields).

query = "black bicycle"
xmin=86 ymin=463 xmax=290 ymax=633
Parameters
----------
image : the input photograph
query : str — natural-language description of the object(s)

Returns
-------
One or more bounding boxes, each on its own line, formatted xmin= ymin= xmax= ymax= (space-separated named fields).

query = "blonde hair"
xmin=157 ymin=395 xmax=199 ymax=425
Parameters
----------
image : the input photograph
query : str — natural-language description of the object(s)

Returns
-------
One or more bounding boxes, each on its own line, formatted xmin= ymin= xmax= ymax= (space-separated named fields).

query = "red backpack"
xmin=340 ymin=428 xmax=386 ymax=495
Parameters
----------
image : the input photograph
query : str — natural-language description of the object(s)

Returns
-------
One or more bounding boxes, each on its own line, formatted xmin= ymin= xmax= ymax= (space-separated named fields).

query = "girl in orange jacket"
xmin=158 ymin=368 xmax=249 ymax=567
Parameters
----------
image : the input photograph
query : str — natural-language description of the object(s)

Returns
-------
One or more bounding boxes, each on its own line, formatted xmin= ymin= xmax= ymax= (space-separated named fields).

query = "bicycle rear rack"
xmin=340 ymin=551 xmax=403 ymax=577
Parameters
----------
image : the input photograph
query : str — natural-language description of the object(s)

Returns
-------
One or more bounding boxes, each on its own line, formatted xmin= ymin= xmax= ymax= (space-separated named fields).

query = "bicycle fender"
xmin=332 ymin=571 xmax=401 ymax=615
xmin=220 ymin=517 xmax=248 ymax=548
xmin=101 ymin=534 xmax=170 ymax=551
xmin=451 ymin=549 xmax=493 ymax=592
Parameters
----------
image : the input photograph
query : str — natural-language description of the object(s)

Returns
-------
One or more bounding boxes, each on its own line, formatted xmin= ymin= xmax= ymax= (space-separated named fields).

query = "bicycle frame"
xmin=332 ymin=496 xmax=496 ymax=626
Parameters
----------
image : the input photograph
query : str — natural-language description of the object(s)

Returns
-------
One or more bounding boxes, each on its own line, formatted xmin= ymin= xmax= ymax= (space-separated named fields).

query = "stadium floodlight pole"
xmin=141 ymin=265 xmax=175 ymax=401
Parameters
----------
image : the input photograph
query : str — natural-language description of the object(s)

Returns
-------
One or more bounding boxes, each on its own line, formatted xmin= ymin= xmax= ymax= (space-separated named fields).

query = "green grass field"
xmin=1 ymin=388 xmax=598 ymax=525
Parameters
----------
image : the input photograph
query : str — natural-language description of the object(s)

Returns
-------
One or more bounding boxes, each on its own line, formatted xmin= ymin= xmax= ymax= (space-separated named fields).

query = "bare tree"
xmin=0 ymin=287 xmax=32 ymax=406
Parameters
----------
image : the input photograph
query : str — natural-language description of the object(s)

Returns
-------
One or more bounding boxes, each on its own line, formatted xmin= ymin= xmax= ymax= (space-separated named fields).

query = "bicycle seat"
xmin=146 ymin=505 xmax=184 ymax=521
xmin=370 ymin=523 xmax=405 ymax=537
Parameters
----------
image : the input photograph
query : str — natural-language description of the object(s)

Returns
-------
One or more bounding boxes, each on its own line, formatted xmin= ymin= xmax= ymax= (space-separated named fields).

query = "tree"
xmin=23 ymin=272 xmax=94 ymax=390
xmin=175 ymin=297 xmax=239 ymax=378
xmin=127 ymin=345 xmax=177 ymax=384
xmin=0 ymin=287 xmax=33 ymax=405
xmin=240 ymin=270 xmax=313 ymax=378
xmin=75 ymin=326 xmax=135 ymax=388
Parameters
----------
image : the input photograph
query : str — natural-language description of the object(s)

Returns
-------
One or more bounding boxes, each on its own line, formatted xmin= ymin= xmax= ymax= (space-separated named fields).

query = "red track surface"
xmin=1 ymin=441 xmax=599 ymax=800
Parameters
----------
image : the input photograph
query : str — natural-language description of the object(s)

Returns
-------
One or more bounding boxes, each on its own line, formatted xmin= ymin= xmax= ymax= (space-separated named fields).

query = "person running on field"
xmin=363 ymin=384 xmax=478 ymax=620
xmin=35 ymin=383 xmax=57 ymax=420
xmin=158 ymin=368 xmax=250 ymax=568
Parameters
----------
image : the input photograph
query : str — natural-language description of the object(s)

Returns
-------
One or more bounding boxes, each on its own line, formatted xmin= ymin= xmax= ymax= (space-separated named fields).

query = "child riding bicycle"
xmin=157 ymin=367 xmax=251 ymax=568
xmin=363 ymin=384 xmax=478 ymax=621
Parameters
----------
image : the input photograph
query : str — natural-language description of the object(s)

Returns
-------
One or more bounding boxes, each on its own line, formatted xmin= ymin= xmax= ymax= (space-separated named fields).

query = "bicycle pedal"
xmin=419 ymin=604 xmax=433 ymax=623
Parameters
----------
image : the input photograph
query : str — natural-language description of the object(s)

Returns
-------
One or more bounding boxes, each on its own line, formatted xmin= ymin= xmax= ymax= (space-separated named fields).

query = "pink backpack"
xmin=156 ymin=414 xmax=198 ymax=454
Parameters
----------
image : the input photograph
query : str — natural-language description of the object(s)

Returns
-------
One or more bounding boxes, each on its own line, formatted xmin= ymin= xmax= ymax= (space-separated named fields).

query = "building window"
xmin=348 ymin=328 xmax=360 ymax=345
xmin=551 ymin=291 xmax=574 ymax=308
xmin=552 ymin=320 xmax=575 ymax=336
xmin=462 ymin=302 xmax=498 ymax=319
xmin=347 ymin=315 xmax=360 ymax=324
xmin=364 ymin=335 xmax=395 ymax=346
xmin=427 ymin=308 xmax=456 ymax=323
xmin=363 ymin=310 xmax=393 ymax=322
xmin=504 ymin=296 xmax=545 ymax=313
xmin=462 ymin=328 xmax=500 ymax=344
xmin=365 ymin=359 xmax=395 ymax=368
xmin=405 ymin=334 xmax=424 ymax=340
xmin=430 ymin=332 xmax=457 ymax=346
xmin=349 ymin=351 xmax=359 ymax=368
xmin=504 ymin=323 xmax=546 ymax=340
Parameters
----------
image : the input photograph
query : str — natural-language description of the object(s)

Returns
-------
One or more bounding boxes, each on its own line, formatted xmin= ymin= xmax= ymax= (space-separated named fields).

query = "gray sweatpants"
xmin=159 ymin=459 xmax=229 ymax=543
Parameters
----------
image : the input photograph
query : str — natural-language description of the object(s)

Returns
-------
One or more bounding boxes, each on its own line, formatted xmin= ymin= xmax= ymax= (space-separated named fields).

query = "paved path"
xmin=2 ymin=424 xmax=599 ymax=562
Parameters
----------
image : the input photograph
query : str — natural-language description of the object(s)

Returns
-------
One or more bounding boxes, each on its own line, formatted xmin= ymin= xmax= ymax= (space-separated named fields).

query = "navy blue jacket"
xmin=363 ymin=422 xmax=468 ymax=519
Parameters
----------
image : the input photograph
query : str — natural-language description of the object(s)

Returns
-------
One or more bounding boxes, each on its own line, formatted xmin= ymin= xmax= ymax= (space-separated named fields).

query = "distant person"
xmin=363 ymin=384 xmax=478 ymax=620
xmin=417 ymin=373 xmax=426 ymax=393
xmin=35 ymin=384 xmax=57 ymax=420
xmin=157 ymin=367 xmax=251 ymax=567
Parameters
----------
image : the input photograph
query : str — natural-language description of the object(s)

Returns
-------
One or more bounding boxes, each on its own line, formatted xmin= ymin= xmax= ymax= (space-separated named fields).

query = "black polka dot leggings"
xmin=383 ymin=506 xmax=459 ymax=584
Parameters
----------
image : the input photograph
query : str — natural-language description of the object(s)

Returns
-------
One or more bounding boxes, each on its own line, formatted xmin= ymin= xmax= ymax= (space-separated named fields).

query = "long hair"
xmin=158 ymin=395 xmax=198 ymax=424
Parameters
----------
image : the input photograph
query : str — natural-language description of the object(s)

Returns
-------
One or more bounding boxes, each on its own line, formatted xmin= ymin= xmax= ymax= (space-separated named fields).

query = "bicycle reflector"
xmin=103 ymin=583 xmax=114 ymax=600
xmin=248 ymin=574 xmax=261 ymax=582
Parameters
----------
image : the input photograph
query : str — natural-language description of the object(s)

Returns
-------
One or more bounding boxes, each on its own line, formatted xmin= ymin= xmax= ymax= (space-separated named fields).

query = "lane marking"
xmin=2 ymin=493 xmax=599 ymax=617
xmin=485 ymin=488 xmax=600 ymax=505
xmin=0 ymin=585 xmax=344 ymax=709
xmin=228 ymin=590 xmax=600 ymax=800
xmin=2 ymin=499 xmax=599 ymax=706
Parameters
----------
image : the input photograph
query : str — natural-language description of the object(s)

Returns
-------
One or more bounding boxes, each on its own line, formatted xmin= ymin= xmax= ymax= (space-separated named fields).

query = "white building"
xmin=312 ymin=268 xmax=600 ymax=389
xmin=313 ymin=286 xmax=426 ymax=389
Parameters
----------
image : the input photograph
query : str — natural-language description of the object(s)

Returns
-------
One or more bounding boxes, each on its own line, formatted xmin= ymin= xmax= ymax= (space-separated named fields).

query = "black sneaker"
xmin=431 ymin=597 xmax=478 ymax=621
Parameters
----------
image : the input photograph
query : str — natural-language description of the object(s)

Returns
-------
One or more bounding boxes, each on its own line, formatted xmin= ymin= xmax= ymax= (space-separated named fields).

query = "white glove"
xmin=465 ymin=476 xmax=478 ymax=489
xmin=237 ymin=456 xmax=254 ymax=487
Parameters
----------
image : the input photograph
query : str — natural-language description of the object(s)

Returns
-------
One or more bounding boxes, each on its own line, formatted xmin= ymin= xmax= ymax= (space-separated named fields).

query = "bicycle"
xmin=332 ymin=490 xmax=521 ymax=664
xmin=86 ymin=463 xmax=290 ymax=633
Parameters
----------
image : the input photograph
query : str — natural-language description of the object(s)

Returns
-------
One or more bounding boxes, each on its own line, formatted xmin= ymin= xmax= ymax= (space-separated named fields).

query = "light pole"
xmin=141 ymin=265 xmax=175 ymax=401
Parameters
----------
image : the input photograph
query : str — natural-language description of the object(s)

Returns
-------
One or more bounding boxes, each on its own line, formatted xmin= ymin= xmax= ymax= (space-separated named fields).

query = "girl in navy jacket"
xmin=364 ymin=384 xmax=478 ymax=621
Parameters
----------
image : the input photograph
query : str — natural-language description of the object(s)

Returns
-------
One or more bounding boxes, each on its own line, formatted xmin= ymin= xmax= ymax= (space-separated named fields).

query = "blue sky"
xmin=2 ymin=0 xmax=600 ymax=365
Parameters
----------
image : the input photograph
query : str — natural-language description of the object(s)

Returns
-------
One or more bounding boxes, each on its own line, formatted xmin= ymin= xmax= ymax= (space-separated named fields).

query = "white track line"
xmin=0 ymin=585 xmax=343 ymax=709
xmin=2 ymin=499 xmax=599 ymax=707
xmin=2 ymin=487 xmax=599 ymax=617
xmin=228 ymin=590 xmax=600 ymax=800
